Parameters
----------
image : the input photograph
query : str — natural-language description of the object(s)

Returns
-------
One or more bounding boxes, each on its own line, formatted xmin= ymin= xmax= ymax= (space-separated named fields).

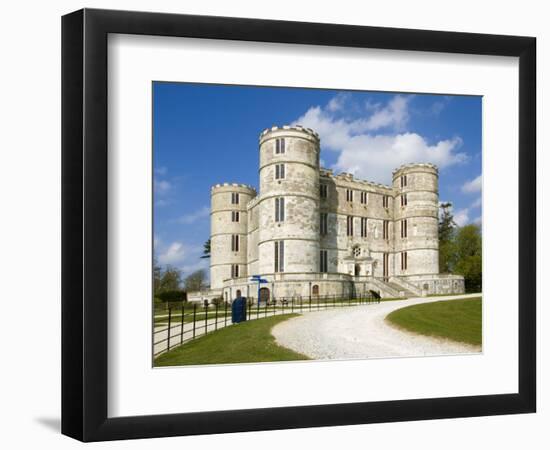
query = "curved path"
xmin=271 ymin=294 xmax=481 ymax=360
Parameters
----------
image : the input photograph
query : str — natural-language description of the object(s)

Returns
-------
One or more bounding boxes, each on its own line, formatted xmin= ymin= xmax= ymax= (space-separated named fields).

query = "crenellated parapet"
xmin=259 ymin=124 xmax=320 ymax=144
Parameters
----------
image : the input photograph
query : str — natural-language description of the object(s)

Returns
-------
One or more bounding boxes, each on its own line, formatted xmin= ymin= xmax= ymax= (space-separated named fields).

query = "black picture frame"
xmin=61 ymin=8 xmax=536 ymax=442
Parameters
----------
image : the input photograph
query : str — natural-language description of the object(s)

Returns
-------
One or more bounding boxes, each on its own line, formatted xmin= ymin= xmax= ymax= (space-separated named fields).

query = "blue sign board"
xmin=250 ymin=275 xmax=268 ymax=304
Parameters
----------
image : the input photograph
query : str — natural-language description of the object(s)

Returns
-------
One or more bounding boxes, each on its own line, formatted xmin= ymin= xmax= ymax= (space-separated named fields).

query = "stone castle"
xmin=189 ymin=125 xmax=464 ymax=303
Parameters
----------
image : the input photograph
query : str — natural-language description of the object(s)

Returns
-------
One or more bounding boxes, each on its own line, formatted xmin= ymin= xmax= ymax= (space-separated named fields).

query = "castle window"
xmin=360 ymin=191 xmax=368 ymax=204
xmin=275 ymin=197 xmax=285 ymax=222
xmin=320 ymin=213 xmax=328 ymax=235
xmin=382 ymin=195 xmax=389 ymax=209
xmin=231 ymin=192 xmax=239 ymax=204
xmin=320 ymin=184 xmax=328 ymax=198
xmin=400 ymin=175 xmax=408 ymax=188
xmin=401 ymin=252 xmax=408 ymax=271
xmin=383 ymin=220 xmax=389 ymax=240
xmin=231 ymin=211 xmax=239 ymax=222
xmin=320 ymin=250 xmax=328 ymax=273
xmin=347 ymin=216 xmax=354 ymax=236
xmin=231 ymin=235 xmax=240 ymax=252
xmin=346 ymin=189 xmax=354 ymax=202
xmin=383 ymin=253 xmax=389 ymax=279
xmin=275 ymin=163 xmax=285 ymax=180
xmin=275 ymin=138 xmax=286 ymax=154
xmin=401 ymin=194 xmax=408 ymax=206
xmin=274 ymin=240 xmax=284 ymax=272
xmin=401 ymin=219 xmax=408 ymax=238
xmin=231 ymin=264 xmax=240 ymax=278
xmin=361 ymin=217 xmax=368 ymax=237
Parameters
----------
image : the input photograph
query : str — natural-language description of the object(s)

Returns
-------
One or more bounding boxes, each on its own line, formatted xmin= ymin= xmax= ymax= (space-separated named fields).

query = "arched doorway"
xmin=354 ymin=264 xmax=361 ymax=276
xmin=259 ymin=287 xmax=270 ymax=303
xmin=312 ymin=284 xmax=319 ymax=296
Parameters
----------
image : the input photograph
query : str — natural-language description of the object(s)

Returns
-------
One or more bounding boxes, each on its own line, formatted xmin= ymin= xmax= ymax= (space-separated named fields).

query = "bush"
xmin=157 ymin=290 xmax=186 ymax=303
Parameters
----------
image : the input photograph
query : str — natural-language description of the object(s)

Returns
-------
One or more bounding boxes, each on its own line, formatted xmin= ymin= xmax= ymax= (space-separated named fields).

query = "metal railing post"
xmin=192 ymin=303 xmax=197 ymax=339
xmin=167 ymin=307 xmax=172 ymax=352
xmin=180 ymin=304 xmax=185 ymax=344
xmin=204 ymin=303 xmax=208 ymax=335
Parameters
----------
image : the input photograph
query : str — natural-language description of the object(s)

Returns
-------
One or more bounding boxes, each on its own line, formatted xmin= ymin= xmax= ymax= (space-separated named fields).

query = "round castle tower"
xmin=258 ymin=126 xmax=321 ymax=275
xmin=210 ymin=183 xmax=256 ymax=290
xmin=392 ymin=163 xmax=439 ymax=276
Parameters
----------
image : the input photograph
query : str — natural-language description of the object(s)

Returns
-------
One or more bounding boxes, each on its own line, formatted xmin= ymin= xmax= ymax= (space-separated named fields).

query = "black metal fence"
xmin=153 ymin=292 xmax=379 ymax=357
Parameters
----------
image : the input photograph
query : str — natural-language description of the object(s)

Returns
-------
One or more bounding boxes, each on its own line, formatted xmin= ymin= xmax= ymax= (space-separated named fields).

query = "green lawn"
xmin=386 ymin=297 xmax=482 ymax=346
xmin=154 ymin=314 xmax=309 ymax=366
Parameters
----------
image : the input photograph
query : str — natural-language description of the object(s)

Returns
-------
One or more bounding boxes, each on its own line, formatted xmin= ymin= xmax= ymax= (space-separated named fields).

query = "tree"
xmin=200 ymin=238 xmax=211 ymax=259
xmin=184 ymin=269 xmax=207 ymax=292
xmin=158 ymin=265 xmax=183 ymax=293
xmin=438 ymin=202 xmax=457 ymax=273
xmin=153 ymin=257 xmax=162 ymax=294
xmin=454 ymin=224 xmax=482 ymax=293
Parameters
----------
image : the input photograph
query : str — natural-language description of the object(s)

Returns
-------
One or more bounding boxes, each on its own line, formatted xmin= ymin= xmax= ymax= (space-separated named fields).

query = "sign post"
xmin=250 ymin=275 xmax=268 ymax=305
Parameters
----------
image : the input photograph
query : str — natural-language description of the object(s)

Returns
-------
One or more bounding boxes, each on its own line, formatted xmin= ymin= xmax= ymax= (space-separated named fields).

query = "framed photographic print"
xmin=61 ymin=8 xmax=536 ymax=442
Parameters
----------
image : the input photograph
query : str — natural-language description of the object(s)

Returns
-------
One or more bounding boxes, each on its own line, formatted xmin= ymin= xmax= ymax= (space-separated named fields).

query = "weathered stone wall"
xmin=403 ymin=274 xmax=465 ymax=295
xmin=257 ymin=126 xmax=321 ymax=275
xmin=319 ymin=170 xmax=396 ymax=277
xmin=246 ymin=198 xmax=260 ymax=277
xmin=210 ymin=183 xmax=256 ymax=289
xmin=392 ymin=164 xmax=439 ymax=276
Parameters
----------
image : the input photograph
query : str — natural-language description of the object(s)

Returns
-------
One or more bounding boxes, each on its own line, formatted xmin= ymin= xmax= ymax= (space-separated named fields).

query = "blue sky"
xmin=153 ymin=82 xmax=482 ymax=278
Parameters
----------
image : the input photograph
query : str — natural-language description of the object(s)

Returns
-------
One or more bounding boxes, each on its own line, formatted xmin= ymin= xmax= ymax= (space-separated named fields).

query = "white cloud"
xmin=470 ymin=197 xmax=482 ymax=209
xmin=154 ymin=166 xmax=167 ymax=176
xmin=293 ymin=94 xmax=467 ymax=184
xmin=430 ymin=101 xmax=445 ymax=115
xmin=157 ymin=241 xmax=204 ymax=268
xmin=462 ymin=175 xmax=482 ymax=193
xmin=180 ymin=258 xmax=210 ymax=275
xmin=154 ymin=178 xmax=171 ymax=194
xmin=440 ymin=202 xmax=478 ymax=227
xmin=362 ymin=95 xmax=411 ymax=131
xmin=454 ymin=208 xmax=470 ymax=227
xmin=175 ymin=206 xmax=210 ymax=224
xmin=326 ymin=93 xmax=348 ymax=112
xmin=158 ymin=242 xmax=186 ymax=265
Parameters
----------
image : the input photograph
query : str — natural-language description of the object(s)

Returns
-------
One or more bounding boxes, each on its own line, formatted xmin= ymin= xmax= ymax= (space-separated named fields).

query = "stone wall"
xmin=257 ymin=126 xmax=320 ymax=275
xmin=210 ymin=183 xmax=256 ymax=289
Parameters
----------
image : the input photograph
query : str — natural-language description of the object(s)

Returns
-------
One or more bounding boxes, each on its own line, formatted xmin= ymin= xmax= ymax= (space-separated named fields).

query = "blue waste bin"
xmin=231 ymin=296 xmax=247 ymax=323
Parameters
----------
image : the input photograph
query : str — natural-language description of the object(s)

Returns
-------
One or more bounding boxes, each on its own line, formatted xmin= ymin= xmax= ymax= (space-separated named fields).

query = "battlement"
xmin=392 ymin=163 xmax=439 ymax=178
xmin=320 ymin=168 xmax=394 ymax=191
xmin=259 ymin=124 xmax=320 ymax=142
xmin=211 ymin=182 xmax=257 ymax=194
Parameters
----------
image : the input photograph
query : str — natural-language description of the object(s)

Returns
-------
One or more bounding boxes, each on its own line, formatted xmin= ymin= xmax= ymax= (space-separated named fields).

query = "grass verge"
xmin=386 ymin=297 xmax=482 ymax=346
xmin=154 ymin=314 xmax=308 ymax=366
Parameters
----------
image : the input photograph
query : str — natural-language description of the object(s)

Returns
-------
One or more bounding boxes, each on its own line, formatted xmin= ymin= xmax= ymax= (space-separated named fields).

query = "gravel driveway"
xmin=271 ymin=294 xmax=481 ymax=360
